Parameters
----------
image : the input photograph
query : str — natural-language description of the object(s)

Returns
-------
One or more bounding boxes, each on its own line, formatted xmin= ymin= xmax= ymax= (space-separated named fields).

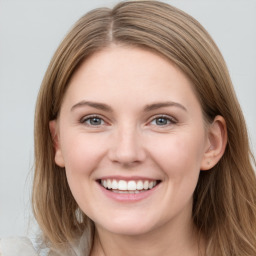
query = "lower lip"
xmin=97 ymin=182 xmax=160 ymax=202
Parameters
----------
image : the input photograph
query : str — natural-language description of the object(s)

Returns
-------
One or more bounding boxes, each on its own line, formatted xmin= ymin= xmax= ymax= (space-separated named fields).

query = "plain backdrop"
xmin=0 ymin=0 xmax=255 ymax=237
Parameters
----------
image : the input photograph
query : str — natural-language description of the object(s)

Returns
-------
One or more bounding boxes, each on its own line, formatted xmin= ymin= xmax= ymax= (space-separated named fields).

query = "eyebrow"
xmin=144 ymin=101 xmax=187 ymax=112
xmin=71 ymin=100 xmax=187 ymax=112
xmin=71 ymin=101 xmax=113 ymax=112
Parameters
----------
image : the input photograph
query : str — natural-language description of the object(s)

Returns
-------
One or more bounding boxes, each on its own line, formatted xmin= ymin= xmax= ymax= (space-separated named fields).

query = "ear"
xmin=200 ymin=115 xmax=227 ymax=170
xmin=49 ymin=120 xmax=65 ymax=168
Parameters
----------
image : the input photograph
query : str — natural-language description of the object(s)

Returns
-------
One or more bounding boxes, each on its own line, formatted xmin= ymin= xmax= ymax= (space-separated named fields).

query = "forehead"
xmin=62 ymin=45 xmax=201 ymax=112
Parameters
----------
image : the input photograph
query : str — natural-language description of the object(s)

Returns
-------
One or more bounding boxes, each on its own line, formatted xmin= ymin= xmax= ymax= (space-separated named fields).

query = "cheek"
xmin=60 ymin=133 xmax=107 ymax=212
xmin=149 ymin=131 xmax=205 ymax=179
xmin=61 ymin=132 xmax=107 ymax=175
xmin=155 ymin=132 xmax=205 ymax=209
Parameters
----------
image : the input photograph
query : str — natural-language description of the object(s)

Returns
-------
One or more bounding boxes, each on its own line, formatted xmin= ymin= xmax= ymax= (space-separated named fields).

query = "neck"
xmin=90 ymin=214 xmax=205 ymax=256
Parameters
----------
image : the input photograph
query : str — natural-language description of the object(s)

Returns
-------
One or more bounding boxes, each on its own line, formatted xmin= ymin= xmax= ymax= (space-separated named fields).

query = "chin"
xmin=95 ymin=216 xmax=159 ymax=236
xmin=102 ymin=225 xmax=153 ymax=236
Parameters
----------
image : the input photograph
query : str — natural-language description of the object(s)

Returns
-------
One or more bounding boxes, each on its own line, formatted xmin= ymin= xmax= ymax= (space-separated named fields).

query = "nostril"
xmin=107 ymin=133 xmax=146 ymax=165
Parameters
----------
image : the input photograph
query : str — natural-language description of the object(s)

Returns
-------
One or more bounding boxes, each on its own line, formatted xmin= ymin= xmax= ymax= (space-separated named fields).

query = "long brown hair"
xmin=33 ymin=1 xmax=256 ymax=255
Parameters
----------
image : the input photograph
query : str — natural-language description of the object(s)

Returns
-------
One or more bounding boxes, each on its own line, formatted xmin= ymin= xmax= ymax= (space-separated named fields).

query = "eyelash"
xmin=80 ymin=115 xmax=106 ymax=127
xmin=80 ymin=114 xmax=177 ymax=128
xmin=149 ymin=115 xmax=177 ymax=127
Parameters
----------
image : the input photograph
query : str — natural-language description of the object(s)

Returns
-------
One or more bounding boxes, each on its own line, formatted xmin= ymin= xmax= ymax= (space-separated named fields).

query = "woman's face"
xmin=52 ymin=46 xmax=211 ymax=236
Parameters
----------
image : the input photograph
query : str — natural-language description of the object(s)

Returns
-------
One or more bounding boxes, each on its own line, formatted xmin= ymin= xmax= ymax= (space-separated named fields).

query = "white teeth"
xmin=100 ymin=179 xmax=158 ymax=191
xmin=112 ymin=179 xmax=118 ymax=189
xmin=107 ymin=179 xmax=112 ymax=189
xmin=136 ymin=180 xmax=144 ymax=190
xmin=144 ymin=180 xmax=149 ymax=190
xmin=127 ymin=181 xmax=136 ymax=190
xmin=118 ymin=180 xmax=127 ymax=190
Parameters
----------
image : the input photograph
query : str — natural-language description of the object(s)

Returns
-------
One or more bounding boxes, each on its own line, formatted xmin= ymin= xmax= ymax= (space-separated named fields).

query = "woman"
xmin=1 ymin=1 xmax=255 ymax=255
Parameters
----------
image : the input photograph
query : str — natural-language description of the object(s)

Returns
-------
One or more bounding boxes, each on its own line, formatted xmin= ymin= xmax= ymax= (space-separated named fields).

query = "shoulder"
xmin=0 ymin=235 xmax=88 ymax=256
xmin=0 ymin=237 xmax=39 ymax=256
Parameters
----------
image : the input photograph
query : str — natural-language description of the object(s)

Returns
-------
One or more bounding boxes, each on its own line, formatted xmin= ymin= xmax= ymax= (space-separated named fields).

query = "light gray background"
xmin=0 ymin=0 xmax=255 ymax=237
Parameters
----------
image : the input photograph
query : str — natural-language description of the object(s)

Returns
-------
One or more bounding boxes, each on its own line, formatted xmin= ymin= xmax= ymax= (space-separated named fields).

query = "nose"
xmin=108 ymin=125 xmax=146 ymax=166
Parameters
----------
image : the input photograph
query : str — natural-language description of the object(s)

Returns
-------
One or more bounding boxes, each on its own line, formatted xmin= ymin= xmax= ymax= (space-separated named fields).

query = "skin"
xmin=50 ymin=45 xmax=227 ymax=256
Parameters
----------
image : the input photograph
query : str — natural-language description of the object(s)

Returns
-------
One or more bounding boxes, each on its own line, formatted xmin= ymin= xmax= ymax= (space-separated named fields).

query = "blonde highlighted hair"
xmin=33 ymin=1 xmax=256 ymax=255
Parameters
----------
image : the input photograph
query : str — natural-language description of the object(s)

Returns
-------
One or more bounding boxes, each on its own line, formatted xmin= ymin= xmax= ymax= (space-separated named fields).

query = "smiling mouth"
xmin=98 ymin=179 xmax=161 ymax=193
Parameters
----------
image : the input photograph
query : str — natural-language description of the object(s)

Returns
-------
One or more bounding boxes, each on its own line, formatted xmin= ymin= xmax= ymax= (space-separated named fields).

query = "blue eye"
xmin=82 ymin=116 xmax=105 ymax=126
xmin=154 ymin=117 xmax=170 ymax=125
xmin=150 ymin=116 xmax=176 ymax=126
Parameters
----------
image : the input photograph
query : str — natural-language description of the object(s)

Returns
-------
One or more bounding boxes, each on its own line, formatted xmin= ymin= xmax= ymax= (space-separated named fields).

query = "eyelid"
xmin=79 ymin=114 xmax=177 ymax=127
xmin=147 ymin=114 xmax=178 ymax=127
xmin=149 ymin=114 xmax=177 ymax=123
xmin=80 ymin=114 xmax=108 ymax=126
